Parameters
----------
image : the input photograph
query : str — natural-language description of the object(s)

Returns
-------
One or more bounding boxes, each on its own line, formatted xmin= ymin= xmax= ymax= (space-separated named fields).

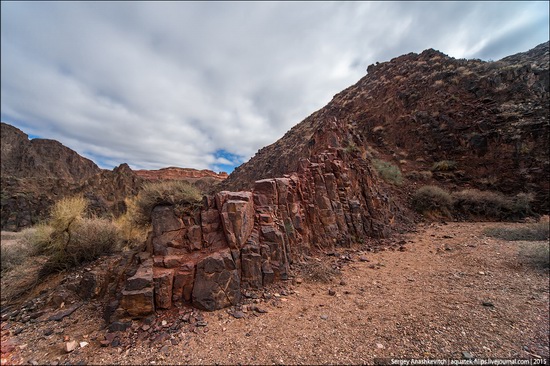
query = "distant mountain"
xmin=223 ymin=42 xmax=549 ymax=213
xmin=1 ymin=123 xmax=101 ymax=183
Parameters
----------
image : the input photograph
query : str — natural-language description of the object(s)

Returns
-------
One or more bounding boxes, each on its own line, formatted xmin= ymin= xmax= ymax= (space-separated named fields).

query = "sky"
xmin=1 ymin=1 xmax=549 ymax=173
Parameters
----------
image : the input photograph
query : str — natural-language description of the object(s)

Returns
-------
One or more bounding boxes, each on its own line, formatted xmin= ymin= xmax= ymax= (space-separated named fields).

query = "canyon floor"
xmin=1 ymin=221 xmax=549 ymax=365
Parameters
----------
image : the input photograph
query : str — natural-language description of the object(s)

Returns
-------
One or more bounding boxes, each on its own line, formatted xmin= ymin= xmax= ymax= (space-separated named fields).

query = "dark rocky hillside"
xmin=223 ymin=42 xmax=549 ymax=213
xmin=1 ymin=123 xmax=101 ymax=183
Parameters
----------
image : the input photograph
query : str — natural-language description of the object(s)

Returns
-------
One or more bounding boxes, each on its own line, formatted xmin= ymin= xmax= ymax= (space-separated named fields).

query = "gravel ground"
xmin=1 ymin=221 xmax=549 ymax=365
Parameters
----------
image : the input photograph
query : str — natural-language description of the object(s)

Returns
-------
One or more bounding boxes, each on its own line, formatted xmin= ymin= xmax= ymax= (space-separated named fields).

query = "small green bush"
xmin=452 ymin=189 xmax=533 ymax=220
xmin=411 ymin=185 xmax=453 ymax=216
xmin=130 ymin=180 xmax=203 ymax=226
xmin=431 ymin=160 xmax=457 ymax=172
xmin=373 ymin=159 xmax=403 ymax=186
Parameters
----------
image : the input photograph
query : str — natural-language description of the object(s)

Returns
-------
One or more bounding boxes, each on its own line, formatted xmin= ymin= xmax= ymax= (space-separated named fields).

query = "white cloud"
xmin=1 ymin=1 xmax=548 ymax=172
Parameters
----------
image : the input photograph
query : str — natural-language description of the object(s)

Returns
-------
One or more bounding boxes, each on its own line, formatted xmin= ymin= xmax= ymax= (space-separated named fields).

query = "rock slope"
xmin=222 ymin=42 xmax=549 ymax=213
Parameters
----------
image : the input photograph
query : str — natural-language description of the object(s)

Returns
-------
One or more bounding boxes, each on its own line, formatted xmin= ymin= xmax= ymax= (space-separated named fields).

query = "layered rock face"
xmin=119 ymin=147 xmax=395 ymax=314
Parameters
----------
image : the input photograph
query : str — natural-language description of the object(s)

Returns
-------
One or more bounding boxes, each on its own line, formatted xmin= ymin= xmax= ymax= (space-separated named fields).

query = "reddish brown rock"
xmin=153 ymin=268 xmax=174 ymax=309
xmin=172 ymin=262 xmax=195 ymax=303
xmin=192 ymin=249 xmax=240 ymax=311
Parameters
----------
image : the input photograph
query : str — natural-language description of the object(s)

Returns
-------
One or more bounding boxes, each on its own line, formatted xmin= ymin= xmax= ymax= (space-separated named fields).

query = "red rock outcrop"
xmin=119 ymin=147 xmax=396 ymax=315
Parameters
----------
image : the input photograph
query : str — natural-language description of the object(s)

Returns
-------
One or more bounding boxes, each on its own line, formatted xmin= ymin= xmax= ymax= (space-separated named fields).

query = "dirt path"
xmin=2 ymin=222 xmax=548 ymax=365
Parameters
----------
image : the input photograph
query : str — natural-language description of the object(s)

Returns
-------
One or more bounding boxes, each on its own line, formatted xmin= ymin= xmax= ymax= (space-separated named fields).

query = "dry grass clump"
xmin=452 ymin=189 xmax=533 ymax=220
xmin=372 ymin=159 xmax=403 ymax=186
xmin=484 ymin=220 xmax=549 ymax=242
xmin=484 ymin=218 xmax=549 ymax=268
xmin=1 ymin=226 xmax=53 ymax=274
xmin=405 ymin=170 xmax=433 ymax=182
xmin=129 ymin=180 xmax=203 ymax=226
xmin=431 ymin=160 xmax=457 ymax=172
xmin=411 ymin=185 xmax=453 ymax=217
xmin=114 ymin=197 xmax=150 ymax=250
xmin=293 ymin=259 xmax=341 ymax=284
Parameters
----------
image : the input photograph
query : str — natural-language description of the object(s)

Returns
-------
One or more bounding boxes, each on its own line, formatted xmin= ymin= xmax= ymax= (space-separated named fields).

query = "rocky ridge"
xmin=222 ymin=42 xmax=549 ymax=213
xmin=134 ymin=167 xmax=228 ymax=181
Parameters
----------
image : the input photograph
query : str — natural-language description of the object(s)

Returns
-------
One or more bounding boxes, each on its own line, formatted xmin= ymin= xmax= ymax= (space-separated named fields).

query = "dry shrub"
xmin=518 ymin=241 xmax=550 ymax=268
xmin=452 ymin=189 xmax=533 ymax=220
xmin=431 ymin=160 xmax=457 ymax=172
xmin=1 ymin=255 xmax=49 ymax=304
xmin=41 ymin=217 xmax=121 ymax=274
xmin=411 ymin=185 xmax=453 ymax=217
xmin=25 ymin=196 xmax=124 ymax=275
xmin=372 ymin=159 xmax=403 ymax=186
xmin=49 ymin=196 xmax=87 ymax=234
xmin=484 ymin=219 xmax=549 ymax=268
xmin=114 ymin=198 xmax=149 ymax=250
xmin=293 ymin=259 xmax=341 ymax=283
xmin=129 ymin=180 xmax=203 ymax=226
xmin=405 ymin=170 xmax=433 ymax=182
xmin=484 ymin=221 xmax=549 ymax=242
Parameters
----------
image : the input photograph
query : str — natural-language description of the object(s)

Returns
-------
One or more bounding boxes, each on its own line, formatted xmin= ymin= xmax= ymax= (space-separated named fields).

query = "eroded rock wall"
xmin=119 ymin=148 xmax=394 ymax=316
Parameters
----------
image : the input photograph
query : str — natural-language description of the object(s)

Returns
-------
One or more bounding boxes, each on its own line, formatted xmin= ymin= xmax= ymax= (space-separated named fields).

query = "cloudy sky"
xmin=2 ymin=1 xmax=548 ymax=172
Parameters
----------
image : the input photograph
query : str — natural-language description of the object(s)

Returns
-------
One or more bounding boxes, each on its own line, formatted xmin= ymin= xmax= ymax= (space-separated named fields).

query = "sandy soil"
xmin=1 ymin=221 xmax=549 ymax=365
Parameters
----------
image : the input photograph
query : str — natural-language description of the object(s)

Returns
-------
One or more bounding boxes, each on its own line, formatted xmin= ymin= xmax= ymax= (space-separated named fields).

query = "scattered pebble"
xmin=64 ymin=340 xmax=78 ymax=353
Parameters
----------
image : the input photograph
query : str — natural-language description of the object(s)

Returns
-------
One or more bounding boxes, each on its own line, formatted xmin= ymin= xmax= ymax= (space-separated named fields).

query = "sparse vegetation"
xmin=431 ymin=160 xmax=457 ymax=172
xmin=405 ymin=170 xmax=433 ymax=181
xmin=484 ymin=219 xmax=549 ymax=268
xmin=411 ymin=185 xmax=453 ymax=217
xmin=412 ymin=186 xmax=535 ymax=221
xmin=344 ymin=142 xmax=360 ymax=154
xmin=129 ymin=180 xmax=203 ymax=226
xmin=483 ymin=220 xmax=549 ymax=242
xmin=372 ymin=159 xmax=403 ymax=186
xmin=294 ymin=259 xmax=341 ymax=284
xmin=36 ymin=197 xmax=122 ymax=274
xmin=452 ymin=189 xmax=533 ymax=220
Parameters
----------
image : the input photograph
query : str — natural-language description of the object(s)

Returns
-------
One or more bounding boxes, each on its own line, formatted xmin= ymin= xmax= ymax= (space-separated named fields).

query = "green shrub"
xmin=130 ymin=180 xmax=203 ymax=226
xmin=411 ymin=185 xmax=453 ymax=217
xmin=431 ymin=160 xmax=457 ymax=172
xmin=373 ymin=159 xmax=403 ymax=186
xmin=452 ymin=189 xmax=533 ymax=220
